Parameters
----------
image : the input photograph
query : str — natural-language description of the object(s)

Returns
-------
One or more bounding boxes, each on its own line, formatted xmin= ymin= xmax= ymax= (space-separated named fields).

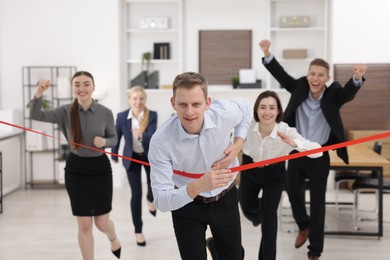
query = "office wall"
xmin=332 ymin=0 xmax=390 ymax=63
xmin=0 ymin=0 xmax=121 ymax=114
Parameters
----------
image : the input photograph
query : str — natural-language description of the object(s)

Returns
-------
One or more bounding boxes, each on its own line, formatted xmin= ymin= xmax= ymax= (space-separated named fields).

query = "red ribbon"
xmin=1 ymin=120 xmax=390 ymax=179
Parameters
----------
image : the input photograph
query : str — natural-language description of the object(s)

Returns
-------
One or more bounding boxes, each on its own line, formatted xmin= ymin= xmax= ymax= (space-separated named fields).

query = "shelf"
xmin=25 ymin=148 xmax=57 ymax=153
xmin=270 ymin=27 xmax=325 ymax=32
xmin=27 ymin=180 xmax=65 ymax=188
xmin=267 ymin=0 xmax=329 ymax=89
xmin=127 ymin=59 xmax=179 ymax=64
xmin=22 ymin=66 xmax=76 ymax=189
xmin=126 ymin=29 xmax=179 ymax=33
xmin=122 ymin=0 xmax=183 ymax=89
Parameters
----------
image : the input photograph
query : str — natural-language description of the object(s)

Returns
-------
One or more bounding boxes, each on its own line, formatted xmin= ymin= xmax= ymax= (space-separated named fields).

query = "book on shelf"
xmin=153 ymin=42 xmax=170 ymax=59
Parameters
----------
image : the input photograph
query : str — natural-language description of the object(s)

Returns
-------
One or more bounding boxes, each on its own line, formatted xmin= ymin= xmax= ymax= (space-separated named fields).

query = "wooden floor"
xmin=1 ymin=172 xmax=390 ymax=260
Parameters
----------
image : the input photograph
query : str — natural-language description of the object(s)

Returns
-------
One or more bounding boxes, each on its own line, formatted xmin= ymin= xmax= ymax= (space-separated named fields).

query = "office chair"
xmin=334 ymin=141 xmax=382 ymax=212
xmin=352 ymin=176 xmax=390 ymax=226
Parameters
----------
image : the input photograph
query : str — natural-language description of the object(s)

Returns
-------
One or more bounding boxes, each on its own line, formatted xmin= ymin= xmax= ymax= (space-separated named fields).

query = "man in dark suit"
xmin=259 ymin=39 xmax=367 ymax=260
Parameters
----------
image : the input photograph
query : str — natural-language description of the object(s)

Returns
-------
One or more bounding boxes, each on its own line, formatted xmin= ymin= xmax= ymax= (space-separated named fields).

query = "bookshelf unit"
xmin=22 ymin=66 xmax=77 ymax=188
xmin=121 ymin=0 xmax=183 ymax=89
xmin=266 ymin=0 xmax=329 ymax=89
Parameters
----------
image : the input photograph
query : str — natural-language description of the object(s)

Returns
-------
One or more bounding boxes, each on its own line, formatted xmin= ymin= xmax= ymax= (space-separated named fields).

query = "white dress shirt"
xmin=148 ymin=98 xmax=251 ymax=212
xmin=242 ymin=121 xmax=323 ymax=163
xmin=127 ymin=109 xmax=144 ymax=153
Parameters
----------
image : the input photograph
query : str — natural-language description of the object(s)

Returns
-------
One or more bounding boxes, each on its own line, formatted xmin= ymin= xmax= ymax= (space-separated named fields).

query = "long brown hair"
xmin=70 ymin=71 xmax=95 ymax=149
xmin=127 ymin=86 xmax=150 ymax=133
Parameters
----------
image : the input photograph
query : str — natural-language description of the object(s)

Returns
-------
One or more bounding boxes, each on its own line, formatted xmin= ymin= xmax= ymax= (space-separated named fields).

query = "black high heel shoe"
xmin=137 ymin=240 xmax=146 ymax=247
xmin=136 ymin=233 xmax=146 ymax=247
xmin=148 ymin=201 xmax=157 ymax=217
xmin=149 ymin=209 xmax=157 ymax=217
xmin=112 ymin=248 xmax=121 ymax=259
xmin=110 ymin=236 xmax=121 ymax=259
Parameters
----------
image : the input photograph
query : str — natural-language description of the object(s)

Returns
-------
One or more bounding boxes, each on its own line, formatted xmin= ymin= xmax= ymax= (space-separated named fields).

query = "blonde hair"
xmin=127 ymin=86 xmax=150 ymax=133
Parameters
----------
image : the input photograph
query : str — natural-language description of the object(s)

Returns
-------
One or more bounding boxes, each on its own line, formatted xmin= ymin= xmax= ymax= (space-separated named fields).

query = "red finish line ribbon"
xmin=1 ymin=120 xmax=390 ymax=179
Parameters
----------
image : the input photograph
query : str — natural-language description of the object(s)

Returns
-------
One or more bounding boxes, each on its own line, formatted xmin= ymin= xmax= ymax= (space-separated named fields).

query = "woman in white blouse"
xmin=239 ymin=90 xmax=322 ymax=260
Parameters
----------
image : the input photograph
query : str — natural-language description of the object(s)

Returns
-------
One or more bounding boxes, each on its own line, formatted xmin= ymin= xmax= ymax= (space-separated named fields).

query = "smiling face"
xmin=306 ymin=63 xmax=330 ymax=100
xmin=128 ymin=89 xmax=146 ymax=113
xmin=72 ymin=74 xmax=95 ymax=103
xmin=171 ymin=84 xmax=211 ymax=134
xmin=257 ymin=96 xmax=279 ymax=127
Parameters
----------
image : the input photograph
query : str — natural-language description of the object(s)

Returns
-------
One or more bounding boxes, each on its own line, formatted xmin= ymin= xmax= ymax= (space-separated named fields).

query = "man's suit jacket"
xmin=111 ymin=108 xmax=158 ymax=170
xmin=263 ymin=57 xmax=364 ymax=164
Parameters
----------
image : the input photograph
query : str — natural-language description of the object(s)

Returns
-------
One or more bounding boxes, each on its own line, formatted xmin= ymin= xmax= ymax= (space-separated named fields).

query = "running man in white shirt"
xmin=148 ymin=72 xmax=251 ymax=260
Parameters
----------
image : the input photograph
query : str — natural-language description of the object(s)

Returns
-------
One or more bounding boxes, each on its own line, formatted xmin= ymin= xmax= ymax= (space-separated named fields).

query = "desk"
xmin=326 ymin=144 xmax=390 ymax=237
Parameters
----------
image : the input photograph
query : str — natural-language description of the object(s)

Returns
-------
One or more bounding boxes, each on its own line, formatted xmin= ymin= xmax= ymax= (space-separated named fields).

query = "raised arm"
xmin=353 ymin=64 xmax=367 ymax=81
xmin=259 ymin=39 xmax=272 ymax=59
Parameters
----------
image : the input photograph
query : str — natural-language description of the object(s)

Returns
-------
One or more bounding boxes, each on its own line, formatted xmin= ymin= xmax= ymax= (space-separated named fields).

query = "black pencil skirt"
xmin=64 ymin=152 xmax=113 ymax=216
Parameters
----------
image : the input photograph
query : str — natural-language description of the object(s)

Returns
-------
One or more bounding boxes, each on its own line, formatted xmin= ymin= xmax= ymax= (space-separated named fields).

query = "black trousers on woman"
xmin=127 ymin=152 xmax=154 ymax=233
xmin=286 ymin=151 xmax=330 ymax=258
xmin=239 ymin=154 xmax=286 ymax=260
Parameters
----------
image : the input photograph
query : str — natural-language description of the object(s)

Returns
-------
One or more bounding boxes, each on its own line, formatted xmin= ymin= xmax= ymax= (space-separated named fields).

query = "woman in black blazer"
xmin=111 ymin=86 xmax=158 ymax=246
xmin=259 ymin=39 xmax=366 ymax=260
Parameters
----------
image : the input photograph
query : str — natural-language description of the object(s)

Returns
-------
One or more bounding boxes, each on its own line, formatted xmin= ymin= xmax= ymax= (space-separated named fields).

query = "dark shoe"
xmin=110 ymin=235 xmax=121 ymax=258
xmin=252 ymin=218 xmax=262 ymax=227
xmin=308 ymin=256 xmax=319 ymax=260
xmin=149 ymin=209 xmax=157 ymax=217
xmin=137 ymin=241 xmax=146 ymax=246
xmin=206 ymin=237 xmax=217 ymax=260
xmin=295 ymin=228 xmax=309 ymax=248
xmin=148 ymin=201 xmax=157 ymax=217
xmin=112 ymin=247 xmax=121 ymax=259
xmin=136 ymin=233 xmax=146 ymax=247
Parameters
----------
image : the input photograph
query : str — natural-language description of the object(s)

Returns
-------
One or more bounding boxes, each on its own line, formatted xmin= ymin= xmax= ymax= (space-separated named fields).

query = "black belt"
xmin=194 ymin=182 xmax=235 ymax=204
xmin=133 ymin=152 xmax=145 ymax=157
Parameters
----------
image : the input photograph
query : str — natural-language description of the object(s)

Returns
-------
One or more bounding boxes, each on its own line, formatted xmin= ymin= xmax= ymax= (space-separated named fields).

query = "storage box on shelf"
xmin=22 ymin=66 xmax=76 ymax=188
xmin=266 ymin=0 xmax=329 ymax=89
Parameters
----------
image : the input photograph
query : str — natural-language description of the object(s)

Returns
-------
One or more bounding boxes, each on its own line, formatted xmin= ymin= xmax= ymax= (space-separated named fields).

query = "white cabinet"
xmin=0 ymin=133 xmax=23 ymax=196
xmin=122 ymin=0 xmax=183 ymax=89
xmin=266 ymin=0 xmax=329 ymax=89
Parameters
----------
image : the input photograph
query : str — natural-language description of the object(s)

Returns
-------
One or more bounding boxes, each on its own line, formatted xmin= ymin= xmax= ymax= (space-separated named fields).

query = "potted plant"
xmin=141 ymin=52 xmax=152 ymax=74
xmin=27 ymin=96 xmax=51 ymax=109
xmin=231 ymin=75 xmax=240 ymax=89
xmin=139 ymin=52 xmax=152 ymax=88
